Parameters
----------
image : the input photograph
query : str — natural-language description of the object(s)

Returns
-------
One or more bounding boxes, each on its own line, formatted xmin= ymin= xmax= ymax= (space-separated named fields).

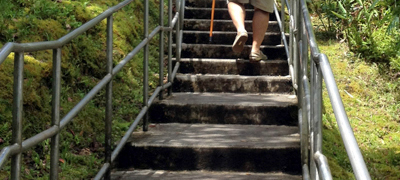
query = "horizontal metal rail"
xmin=0 ymin=0 xmax=185 ymax=179
xmin=277 ymin=0 xmax=371 ymax=179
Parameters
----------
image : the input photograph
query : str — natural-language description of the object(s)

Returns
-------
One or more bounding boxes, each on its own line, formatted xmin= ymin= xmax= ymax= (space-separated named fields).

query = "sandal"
xmin=232 ymin=31 xmax=248 ymax=53
xmin=249 ymin=51 xmax=268 ymax=62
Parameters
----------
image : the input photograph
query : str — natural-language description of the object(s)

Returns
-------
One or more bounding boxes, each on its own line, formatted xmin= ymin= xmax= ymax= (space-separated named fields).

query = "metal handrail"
xmin=0 ymin=0 xmax=185 ymax=179
xmin=276 ymin=0 xmax=371 ymax=179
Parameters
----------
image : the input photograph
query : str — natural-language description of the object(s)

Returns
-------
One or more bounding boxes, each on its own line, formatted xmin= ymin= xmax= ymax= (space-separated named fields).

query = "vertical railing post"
xmin=175 ymin=0 xmax=181 ymax=63
xmin=311 ymin=57 xmax=324 ymax=180
xmin=168 ymin=0 xmax=173 ymax=96
xmin=281 ymin=0 xmax=285 ymax=45
xmin=301 ymin=9 xmax=310 ymax=168
xmin=292 ymin=0 xmax=299 ymax=90
xmin=11 ymin=52 xmax=24 ymax=180
xmin=50 ymin=48 xmax=61 ymax=180
xmin=143 ymin=0 xmax=149 ymax=132
xmin=315 ymin=57 xmax=323 ymax=168
xmin=179 ymin=0 xmax=185 ymax=31
xmin=288 ymin=0 xmax=294 ymax=89
xmin=104 ymin=15 xmax=113 ymax=180
xmin=310 ymin=58 xmax=318 ymax=180
xmin=159 ymin=0 xmax=164 ymax=100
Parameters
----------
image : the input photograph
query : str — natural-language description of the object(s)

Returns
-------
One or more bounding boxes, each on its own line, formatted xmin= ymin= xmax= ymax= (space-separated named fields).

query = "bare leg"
xmin=251 ymin=8 xmax=269 ymax=53
xmin=228 ymin=2 xmax=246 ymax=33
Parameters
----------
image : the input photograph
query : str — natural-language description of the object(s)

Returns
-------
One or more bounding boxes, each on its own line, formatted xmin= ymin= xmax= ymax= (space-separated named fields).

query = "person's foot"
xmin=232 ymin=31 xmax=248 ymax=53
xmin=249 ymin=51 xmax=268 ymax=62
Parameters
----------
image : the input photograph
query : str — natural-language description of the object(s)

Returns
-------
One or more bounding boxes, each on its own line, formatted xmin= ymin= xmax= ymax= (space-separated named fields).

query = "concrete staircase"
xmin=112 ymin=0 xmax=301 ymax=179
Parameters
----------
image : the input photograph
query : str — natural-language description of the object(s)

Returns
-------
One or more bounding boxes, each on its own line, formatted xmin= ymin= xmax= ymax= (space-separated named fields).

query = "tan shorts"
xmin=227 ymin=0 xmax=274 ymax=13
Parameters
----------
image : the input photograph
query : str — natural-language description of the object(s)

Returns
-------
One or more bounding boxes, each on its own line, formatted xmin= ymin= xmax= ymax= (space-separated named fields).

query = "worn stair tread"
xmin=176 ymin=73 xmax=291 ymax=81
xmin=183 ymin=19 xmax=280 ymax=31
xmin=127 ymin=123 xmax=299 ymax=149
xmin=185 ymin=7 xmax=250 ymax=11
xmin=173 ymin=74 xmax=292 ymax=93
xmin=181 ymin=31 xmax=285 ymax=45
xmin=112 ymin=170 xmax=302 ymax=180
xmin=175 ymin=73 xmax=290 ymax=79
xmin=177 ymin=58 xmax=287 ymax=63
xmin=176 ymin=44 xmax=286 ymax=60
xmin=176 ymin=58 xmax=287 ymax=63
xmin=181 ymin=43 xmax=284 ymax=49
xmin=183 ymin=30 xmax=282 ymax=35
xmin=160 ymin=92 xmax=296 ymax=106
xmin=184 ymin=7 xmax=277 ymax=20
xmin=184 ymin=19 xmax=278 ymax=23
xmin=186 ymin=0 xmax=254 ymax=8
xmin=175 ymin=58 xmax=289 ymax=76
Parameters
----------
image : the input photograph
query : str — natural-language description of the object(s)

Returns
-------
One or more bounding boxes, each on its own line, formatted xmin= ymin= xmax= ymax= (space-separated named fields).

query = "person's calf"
xmin=251 ymin=8 xmax=270 ymax=56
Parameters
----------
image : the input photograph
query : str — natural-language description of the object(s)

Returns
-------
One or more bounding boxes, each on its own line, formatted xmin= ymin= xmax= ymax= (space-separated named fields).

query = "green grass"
xmin=318 ymin=38 xmax=400 ymax=180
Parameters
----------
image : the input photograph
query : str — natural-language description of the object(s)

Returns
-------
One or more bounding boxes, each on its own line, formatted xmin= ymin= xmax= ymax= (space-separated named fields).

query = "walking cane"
xmin=209 ymin=0 xmax=216 ymax=42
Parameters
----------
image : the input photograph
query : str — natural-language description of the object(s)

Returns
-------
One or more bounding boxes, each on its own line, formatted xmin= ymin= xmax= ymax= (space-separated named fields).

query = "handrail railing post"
xmin=310 ymin=59 xmax=318 ymax=180
xmin=11 ymin=52 xmax=24 ymax=180
xmin=50 ymin=48 xmax=62 ymax=180
xmin=143 ymin=0 xmax=149 ymax=132
xmin=281 ymin=0 xmax=285 ymax=45
xmin=288 ymin=0 xmax=293 ymax=79
xmin=315 ymin=60 xmax=323 ymax=179
xmin=301 ymin=9 xmax=310 ymax=169
xmin=293 ymin=0 xmax=299 ymax=90
xmin=104 ymin=15 xmax=113 ymax=180
xmin=310 ymin=55 xmax=323 ymax=180
xmin=315 ymin=61 xmax=323 ymax=156
xmin=159 ymin=0 xmax=165 ymax=100
xmin=175 ymin=0 xmax=181 ymax=63
xmin=168 ymin=0 xmax=173 ymax=96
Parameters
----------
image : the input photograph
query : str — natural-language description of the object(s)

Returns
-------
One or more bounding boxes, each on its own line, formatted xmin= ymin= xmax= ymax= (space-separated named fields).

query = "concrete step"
xmin=115 ymin=123 xmax=301 ymax=174
xmin=173 ymin=74 xmax=292 ymax=93
xmin=175 ymin=58 xmax=289 ymax=76
xmin=149 ymin=93 xmax=297 ymax=125
xmin=184 ymin=7 xmax=278 ymax=21
xmin=112 ymin=170 xmax=302 ymax=180
xmin=186 ymin=0 xmax=254 ymax=9
xmin=176 ymin=44 xmax=287 ymax=59
xmin=181 ymin=31 xmax=287 ymax=45
xmin=183 ymin=19 xmax=281 ymax=32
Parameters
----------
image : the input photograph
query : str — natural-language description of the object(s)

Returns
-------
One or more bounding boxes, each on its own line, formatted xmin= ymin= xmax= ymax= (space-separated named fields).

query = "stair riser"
xmin=176 ymin=60 xmax=289 ymax=76
xmin=117 ymin=146 xmax=301 ymax=174
xmin=176 ymin=45 xmax=287 ymax=59
xmin=181 ymin=32 xmax=287 ymax=45
xmin=173 ymin=76 xmax=292 ymax=93
xmin=186 ymin=0 xmax=254 ymax=9
xmin=185 ymin=8 xmax=278 ymax=21
xmin=149 ymin=104 xmax=298 ymax=125
xmin=183 ymin=20 xmax=281 ymax=32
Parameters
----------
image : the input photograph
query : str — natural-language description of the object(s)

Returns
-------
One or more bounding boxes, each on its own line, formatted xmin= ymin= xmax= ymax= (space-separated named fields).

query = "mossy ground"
xmin=0 ymin=0 xmax=165 ymax=179
xmin=318 ymin=36 xmax=400 ymax=179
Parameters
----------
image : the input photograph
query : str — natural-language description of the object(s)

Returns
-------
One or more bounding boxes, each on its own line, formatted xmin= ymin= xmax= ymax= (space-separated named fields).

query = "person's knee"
xmin=254 ymin=8 xmax=270 ymax=15
xmin=228 ymin=1 xmax=244 ymax=7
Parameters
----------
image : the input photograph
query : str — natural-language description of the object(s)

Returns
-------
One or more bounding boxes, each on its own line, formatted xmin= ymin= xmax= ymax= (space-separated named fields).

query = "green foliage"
xmin=0 ymin=0 xmax=165 ymax=178
xmin=311 ymin=0 xmax=400 ymax=72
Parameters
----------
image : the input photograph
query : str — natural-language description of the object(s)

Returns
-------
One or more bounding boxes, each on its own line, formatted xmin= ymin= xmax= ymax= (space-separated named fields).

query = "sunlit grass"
xmin=318 ymin=38 xmax=400 ymax=180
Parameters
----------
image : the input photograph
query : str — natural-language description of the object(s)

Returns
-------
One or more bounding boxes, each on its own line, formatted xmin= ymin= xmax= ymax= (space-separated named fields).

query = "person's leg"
xmin=228 ymin=1 xmax=248 ymax=52
xmin=251 ymin=8 xmax=269 ymax=54
xmin=248 ymin=0 xmax=273 ymax=61
xmin=228 ymin=2 xmax=246 ymax=33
